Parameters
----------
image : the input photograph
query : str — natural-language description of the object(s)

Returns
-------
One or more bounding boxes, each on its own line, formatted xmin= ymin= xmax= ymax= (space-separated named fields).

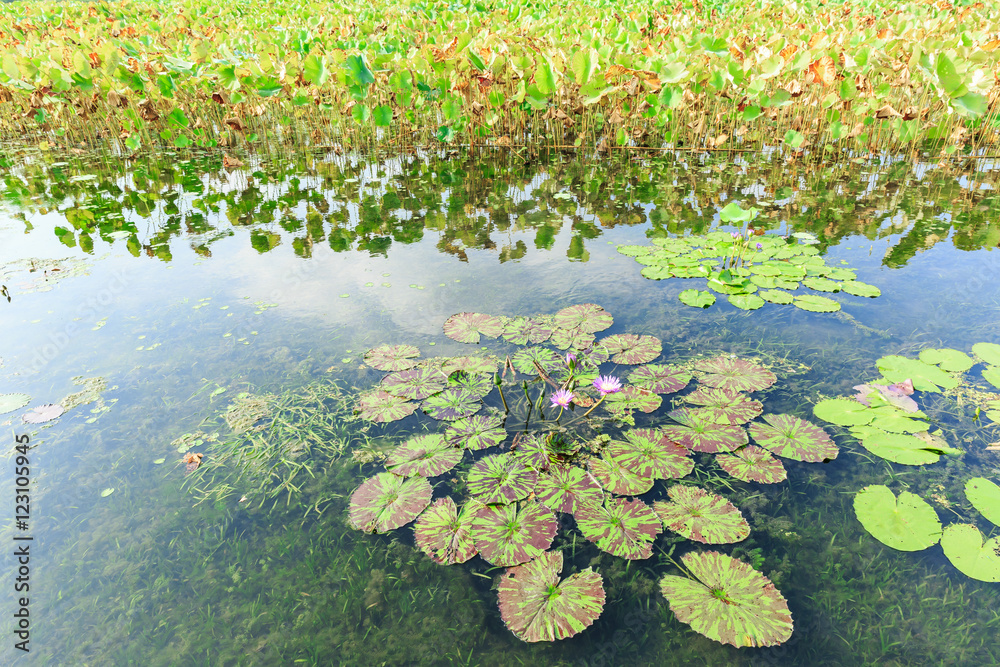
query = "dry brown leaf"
xmin=981 ymin=40 xmax=1000 ymax=52
xmin=807 ymin=32 xmax=827 ymax=49
xmin=223 ymin=154 xmax=244 ymax=168
xmin=874 ymin=104 xmax=902 ymax=118
xmin=807 ymin=56 xmax=836 ymax=86
xmin=877 ymin=28 xmax=894 ymax=40
xmin=780 ymin=44 xmax=798 ymax=61
xmin=224 ymin=116 xmax=245 ymax=133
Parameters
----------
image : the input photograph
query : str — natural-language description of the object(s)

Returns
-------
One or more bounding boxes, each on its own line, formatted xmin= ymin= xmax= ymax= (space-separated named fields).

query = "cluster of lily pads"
xmin=0 ymin=391 xmax=65 ymax=424
xmin=617 ymin=204 xmax=880 ymax=312
xmin=347 ymin=304 xmax=843 ymax=647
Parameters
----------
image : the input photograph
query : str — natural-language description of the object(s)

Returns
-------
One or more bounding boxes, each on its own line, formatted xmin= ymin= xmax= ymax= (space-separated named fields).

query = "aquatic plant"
xmin=21 ymin=402 xmax=64 ymax=424
xmin=853 ymin=485 xmax=943 ymax=551
xmin=653 ymin=485 xmax=751 ymax=544
xmin=348 ymin=472 xmax=432 ymax=533
xmin=0 ymin=392 xmax=31 ymax=415
xmin=716 ymin=446 xmax=787 ymax=484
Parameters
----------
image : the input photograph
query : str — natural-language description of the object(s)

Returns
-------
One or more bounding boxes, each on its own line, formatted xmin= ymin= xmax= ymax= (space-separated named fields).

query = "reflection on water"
xmin=1 ymin=149 xmax=999 ymax=665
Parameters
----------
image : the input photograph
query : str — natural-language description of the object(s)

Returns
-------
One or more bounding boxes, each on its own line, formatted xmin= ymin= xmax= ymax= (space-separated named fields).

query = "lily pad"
xmin=984 ymin=366 xmax=1000 ymax=390
xmin=381 ymin=367 xmax=448 ymax=400
xmin=511 ymin=347 xmax=564 ymax=375
xmin=966 ymin=477 xmax=1000 ymax=527
xmin=610 ymin=429 xmax=694 ymax=479
xmin=679 ymin=289 xmax=716 ymax=308
xmin=348 ymin=473 xmax=433 ymax=533
xmin=385 ymin=434 xmax=463 ymax=477
xmin=695 ymin=356 xmax=777 ymax=393
xmin=685 ymin=387 xmax=763 ymax=425
xmin=662 ymin=408 xmax=749 ymax=453
xmin=364 ymin=344 xmax=420 ymax=371
xmin=850 ymin=426 xmax=960 ymax=465
xmin=716 ymin=446 xmax=787 ymax=484
xmin=575 ymin=497 xmax=662 ymax=560
xmin=653 ymin=485 xmax=750 ymax=544
xmin=100 ymin=487 xmax=115 ymax=498
xmin=467 ymin=453 xmax=538 ymax=504
xmin=940 ymin=523 xmax=1000 ymax=582
xmin=604 ymin=386 xmax=662 ymax=414
xmin=627 ymin=364 xmax=691 ymax=395
xmin=876 ymin=355 xmax=958 ymax=393
xmin=659 ymin=551 xmax=793 ymax=648
xmin=414 ymin=497 xmax=479 ymax=565
xmin=549 ymin=327 xmax=596 ymax=351
xmin=759 ymin=289 xmax=794 ymax=304
xmin=727 ymin=293 xmax=765 ymax=310
xmin=443 ymin=312 xmax=506 ymax=344
xmin=442 ymin=356 xmax=499 ymax=376
xmin=802 ymin=277 xmax=841 ymax=292
xmin=0 ymin=392 xmax=31 ymax=415
xmin=853 ymin=485 xmax=942 ymax=551
xmin=587 ymin=451 xmax=654 ymax=495
xmin=840 ymin=280 xmax=881 ymax=298
xmin=972 ymin=342 xmax=1000 ymax=366
xmin=552 ymin=303 xmax=613 ymax=334
xmin=447 ymin=371 xmax=494 ymax=399
xmin=357 ymin=390 xmax=419 ymax=423
xmin=812 ymin=398 xmax=874 ymax=426
xmin=503 ymin=317 xmax=553 ymax=345
xmin=422 ymin=387 xmax=481 ymax=421
xmin=599 ymin=334 xmax=662 ymax=365
xmin=512 ymin=433 xmax=557 ymax=471
xmin=444 ymin=413 xmax=507 ymax=450
xmin=853 ymin=382 xmax=918 ymax=413
xmin=22 ymin=403 xmax=65 ymax=424
xmin=792 ymin=294 xmax=841 ymax=312
xmin=498 ymin=550 xmax=605 ymax=643
xmin=534 ymin=465 xmax=604 ymax=514
xmin=471 ymin=500 xmax=557 ymax=566
xmin=748 ymin=414 xmax=838 ymax=462
xmin=918 ymin=348 xmax=974 ymax=373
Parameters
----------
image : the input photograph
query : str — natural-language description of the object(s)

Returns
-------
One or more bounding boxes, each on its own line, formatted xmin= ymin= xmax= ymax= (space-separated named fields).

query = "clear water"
xmin=2 ymin=148 xmax=1000 ymax=666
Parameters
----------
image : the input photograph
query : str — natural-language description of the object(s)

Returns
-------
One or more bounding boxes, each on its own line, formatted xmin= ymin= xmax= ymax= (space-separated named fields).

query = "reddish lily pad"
xmin=444 ymin=414 xmax=507 ymax=450
xmin=503 ymin=317 xmax=554 ymax=345
xmin=534 ymin=465 xmax=604 ymax=514
xmin=447 ymin=371 xmax=495 ymax=399
xmin=498 ymin=550 xmax=605 ymax=643
xmin=610 ymin=429 xmax=694 ymax=480
xmin=357 ymin=390 xmax=419 ymax=423
xmin=511 ymin=347 xmax=564 ymax=375
xmin=716 ymin=446 xmax=787 ymax=484
xmin=662 ymin=408 xmax=749 ymax=453
xmin=550 ymin=327 xmax=597 ymax=351
xmin=442 ymin=355 xmax=499 ymax=376
xmin=443 ymin=312 xmax=507 ymax=344
xmin=575 ymin=497 xmax=662 ymax=560
xmin=381 ymin=367 xmax=449 ymax=400
xmin=364 ymin=344 xmax=421 ymax=371
xmin=467 ymin=453 xmax=538 ymax=504
xmin=471 ymin=500 xmax=557 ymax=566
xmin=627 ymin=364 xmax=692 ymax=394
xmin=695 ymin=356 xmax=777 ymax=393
xmin=653 ymin=485 xmax=750 ymax=544
xmin=512 ymin=432 xmax=556 ymax=471
xmin=749 ymin=414 xmax=838 ymax=462
xmin=599 ymin=334 xmax=662 ymax=365
xmin=22 ymin=403 xmax=65 ymax=424
xmin=385 ymin=434 xmax=463 ymax=477
xmin=588 ymin=451 xmax=654 ymax=495
xmin=414 ymin=497 xmax=479 ymax=565
xmin=684 ymin=387 xmax=763 ymax=425
xmin=348 ymin=473 xmax=432 ymax=533
xmin=604 ymin=386 xmax=662 ymax=414
xmin=660 ymin=551 xmax=793 ymax=647
xmin=422 ymin=387 xmax=481 ymax=421
xmin=552 ymin=303 xmax=613 ymax=334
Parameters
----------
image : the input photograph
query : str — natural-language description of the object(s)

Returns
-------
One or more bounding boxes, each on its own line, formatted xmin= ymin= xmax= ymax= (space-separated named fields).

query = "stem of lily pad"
xmin=581 ymin=395 xmax=606 ymax=418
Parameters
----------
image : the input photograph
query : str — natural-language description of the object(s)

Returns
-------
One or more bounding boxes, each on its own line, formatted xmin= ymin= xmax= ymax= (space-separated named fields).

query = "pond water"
xmin=2 ymin=148 xmax=1000 ymax=666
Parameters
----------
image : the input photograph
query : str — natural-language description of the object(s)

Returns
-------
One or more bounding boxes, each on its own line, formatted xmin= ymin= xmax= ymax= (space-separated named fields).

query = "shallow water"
xmin=2 ymin=148 xmax=1000 ymax=666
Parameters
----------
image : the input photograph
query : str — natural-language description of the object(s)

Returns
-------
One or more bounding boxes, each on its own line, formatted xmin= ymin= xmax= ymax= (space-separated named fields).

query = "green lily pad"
xmin=422 ymin=387 xmax=481 ymax=421
xmin=442 ymin=355 xmax=499 ymax=376
xmin=627 ymin=364 xmax=691 ymax=395
xmin=444 ymin=413 xmax=506 ymax=450
xmin=511 ymin=347 xmax=564 ymax=375
xmin=759 ymin=289 xmax=794 ymax=304
xmin=812 ymin=398 xmax=874 ymax=426
xmin=348 ymin=473 xmax=433 ymax=533
xmin=498 ymin=550 xmax=605 ymax=643
xmin=653 ymin=485 xmax=750 ymax=544
xmin=695 ymin=356 xmax=777 ymax=393
xmin=599 ymin=334 xmax=662 ymax=365
xmin=685 ymin=387 xmax=763 ymax=425
xmin=850 ymin=426 xmax=960 ymax=465
xmin=534 ymin=465 xmax=603 ymax=514
xmin=550 ymin=327 xmax=596 ymax=351
xmin=0 ymin=392 xmax=31 ymax=415
xmin=443 ymin=312 xmax=506 ymax=344
xmin=357 ymin=390 xmax=419 ymax=423
xmin=471 ymin=500 xmax=557 ymax=566
xmin=512 ymin=433 xmax=557 ymax=471
xmin=381 ymin=367 xmax=448 ymax=400
xmin=552 ymin=303 xmax=613 ymax=334
xmin=716 ymin=446 xmax=787 ymax=484
xmin=792 ymin=294 xmax=840 ymax=312
xmin=727 ymin=293 xmax=764 ymax=310
xmin=447 ymin=371 xmax=494 ymax=399
xmin=414 ymin=497 xmax=479 ymax=565
xmin=984 ymin=366 xmax=1000 ymax=390
xmin=587 ymin=451 xmax=654 ymax=495
xmin=100 ymin=487 xmax=115 ymax=498
xmin=868 ymin=408 xmax=929 ymax=434
xmin=876 ymin=355 xmax=958 ymax=393
xmin=659 ymin=551 xmax=793 ymax=648
xmin=802 ymin=277 xmax=841 ymax=292
xmin=679 ymin=289 xmax=716 ymax=308
xmin=467 ymin=453 xmax=538 ymax=504
xmin=502 ymin=317 xmax=553 ymax=345
xmin=853 ymin=485 xmax=941 ymax=551
xmin=364 ymin=344 xmax=421 ymax=371
xmin=941 ymin=523 xmax=1000 ymax=582
xmin=662 ymin=408 xmax=749 ymax=453
xmin=575 ymin=496 xmax=662 ymax=560
xmin=604 ymin=386 xmax=662 ymax=414
xmin=748 ymin=414 xmax=838 ymax=462
xmin=972 ymin=342 xmax=1000 ymax=366
xmin=918 ymin=348 xmax=974 ymax=373
xmin=609 ymin=428 xmax=694 ymax=479
xmin=965 ymin=477 xmax=1000 ymax=527
xmin=385 ymin=434 xmax=463 ymax=477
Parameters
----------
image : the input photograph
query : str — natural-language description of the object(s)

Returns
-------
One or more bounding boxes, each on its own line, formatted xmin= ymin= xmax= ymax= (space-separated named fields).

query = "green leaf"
xmin=953 ymin=93 xmax=986 ymax=118
xmin=853 ymin=485 xmax=941 ymax=551
xmin=348 ymin=473 xmax=432 ymax=533
xmin=936 ymin=53 xmax=961 ymax=96
xmin=351 ymin=103 xmax=371 ymax=124
xmin=303 ymin=54 xmax=328 ymax=86
xmin=728 ymin=293 xmax=764 ymax=310
xmin=679 ymin=289 xmax=716 ymax=308
xmin=965 ymin=478 xmax=1000 ymax=527
xmin=813 ymin=398 xmax=873 ymax=427
xmin=718 ymin=202 xmax=757 ymax=223
xmin=941 ymin=523 xmax=1000 ymax=582
xmin=346 ymin=54 xmax=375 ymax=87
xmin=534 ymin=58 xmax=556 ymax=96
xmin=792 ymin=294 xmax=840 ymax=312
xmin=973 ymin=342 xmax=1000 ymax=366
xmin=783 ymin=130 xmax=805 ymax=148
xmin=372 ymin=104 xmax=393 ymax=127
xmin=653 ymin=485 xmax=750 ymax=544
xmin=918 ymin=348 xmax=974 ymax=373
xmin=876 ymin=355 xmax=959 ymax=393
xmin=571 ymin=48 xmax=598 ymax=85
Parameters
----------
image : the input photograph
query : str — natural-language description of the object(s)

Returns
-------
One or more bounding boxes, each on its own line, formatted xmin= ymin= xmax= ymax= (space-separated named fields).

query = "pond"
xmin=2 ymin=147 xmax=1000 ymax=666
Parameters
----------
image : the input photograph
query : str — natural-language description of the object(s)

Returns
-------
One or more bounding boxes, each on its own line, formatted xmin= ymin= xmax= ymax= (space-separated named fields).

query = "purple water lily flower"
xmin=550 ymin=389 xmax=574 ymax=408
xmin=731 ymin=232 xmax=740 ymax=240
xmin=565 ymin=352 xmax=576 ymax=366
xmin=756 ymin=242 xmax=763 ymax=250
xmin=593 ymin=375 xmax=623 ymax=395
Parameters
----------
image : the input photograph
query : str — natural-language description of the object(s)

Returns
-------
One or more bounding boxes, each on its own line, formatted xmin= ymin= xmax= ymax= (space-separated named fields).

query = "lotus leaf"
xmin=502 ymin=317 xmax=553 ymax=345
xmin=447 ymin=371 xmax=494 ymax=399
xmin=849 ymin=426 xmax=957 ymax=465
xmin=617 ymin=244 xmax=652 ymax=257
xmin=385 ymin=434 xmax=462 ymax=477
xmin=599 ymin=334 xmax=662 ymax=365
xmin=695 ymin=356 xmax=777 ymax=393
xmin=759 ymin=289 xmax=794 ymax=304
xmin=422 ymin=387 xmax=481 ymax=421
xmin=653 ymin=485 xmax=750 ymax=544
xmin=876 ymin=355 xmax=958 ymax=393
xmin=685 ymin=387 xmax=763 ymax=425
xmin=444 ymin=413 xmax=507 ymax=450
xmin=984 ymin=366 xmax=1000 ymax=390
xmin=357 ymin=390 xmax=419 ymax=423
xmin=552 ymin=303 xmax=613 ymax=334
xmin=609 ymin=429 xmax=694 ymax=479
xmin=534 ymin=465 xmax=604 ymax=514
xmin=511 ymin=347 xmax=564 ymax=375
xmin=550 ymin=327 xmax=596 ymax=351
xmin=840 ymin=280 xmax=881 ymax=297
xmin=414 ymin=497 xmax=479 ymax=565
xmin=575 ymin=497 xmax=661 ymax=560
xmin=659 ymin=551 xmax=793 ymax=648
xmin=918 ymin=348 xmax=974 ymax=373
xmin=442 ymin=355 xmax=499 ymax=375
xmin=965 ymin=478 xmax=1000 ymax=527
xmin=467 ymin=453 xmax=538 ymax=504
xmin=348 ymin=473 xmax=432 ymax=533
xmin=708 ymin=277 xmax=757 ymax=296
xmin=853 ymin=485 xmax=942 ymax=551
xmin=471 ymin=500 xmax=557 ymax=566
xmin=802 ymin=277 xmax=841 ymax=292
xmin=443 ymin=312 xmax=506 ymax=344
xmin=728 ymin=293 xmax=765 ymax=310
xmin=381 ymin=367 xmax=448 ymax=400
xmin=22 ymin=403 xmax=65 ymax=424
xmin=498 ymin=550 xmax=605 ymax=643
xmin=812 ymin=398 xmax=874 ymax=426
xmin=792 ymin=294 xmax=841 ymax=312
xmin=604 ymin=386 xmax=662 ymax=414
xmin=716 ymin=446 xmax=787 ymax=484
xmin=678 ymin=289 xmax=716 ymax=308
xmin=364 ymin=344 xmax=421 ymax=371
xmin=0 ymin=392 xmax=32 ymax=415
xmin=940 ymin=523 xmax=1000 ymax=582
xmin=972 ymin=342 xmax=1000 ymax=366
xmin=627 ymin=364 xmax=691 ymax=395
xmin=662 ymin=408 xmax=749 ymax=453
xmin=749 ymin=414 xmax=838 ymax=462
xmin=587 ymin=451 xmax=654 ymax=495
